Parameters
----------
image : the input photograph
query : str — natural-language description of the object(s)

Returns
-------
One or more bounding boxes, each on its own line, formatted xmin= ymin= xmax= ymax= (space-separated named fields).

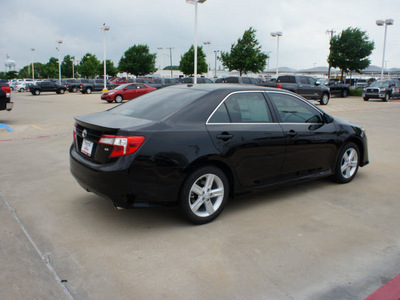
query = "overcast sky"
xmin=1 ymin=0 xmax=399 ymax=73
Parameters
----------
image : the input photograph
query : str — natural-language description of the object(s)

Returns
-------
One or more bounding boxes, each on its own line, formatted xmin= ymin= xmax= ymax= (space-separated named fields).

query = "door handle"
xmin=216 ymin=133 xmax=233 ymax=141
xmin=286 ymin=130 xmax=298 ymax=137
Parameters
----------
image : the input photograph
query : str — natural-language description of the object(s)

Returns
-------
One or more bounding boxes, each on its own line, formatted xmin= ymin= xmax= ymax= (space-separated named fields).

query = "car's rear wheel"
xmin=334 ymin=142 xmax=360 ymax=184
xmin=115 ymin=95 xmax=123 ymax=103
xmin=60 ymin=89 xmax=65 ymax=94
xmin=20 ymin=88 xmax=25 ymax=92
xmin=180 ymin=166 xmax=229 ymax=224
xmin=341 ymin=89 xmax=348 ymax=98
xmin=34 ymin=90 xmax=40 ymax=95
xmin=86 ymin=88 xmax=92 ymax=94
xmin=320 ymin=93 xmax=329 ymax=105
xmin=72 ymin=87 xmax=77 ymax=93
xmin=363 ymin=97 xmax=369 ymax=101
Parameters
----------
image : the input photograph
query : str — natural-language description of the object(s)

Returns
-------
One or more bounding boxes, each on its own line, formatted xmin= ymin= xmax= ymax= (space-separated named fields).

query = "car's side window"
xmin=299 ymin=77 xmax=309 ymax=84
xmin=269 ymin=93 xmax=323 ymax=123
xmin=209 ymin=92 xmax=272 ymax=123
xmin=308 ymin=77 xmax=316 ymax=85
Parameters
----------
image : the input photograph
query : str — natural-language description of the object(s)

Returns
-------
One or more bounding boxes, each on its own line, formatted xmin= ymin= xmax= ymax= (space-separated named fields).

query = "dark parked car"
xmin=181 ymin=77 xmax=214 ymax=84
xmin=101 ymin=83 xmax=156 ymax=103
xmin=362 ymin=80 xmax=400 ymax=102
xmin=319 ymin=79 xmax=350 ymax=98
xmin=30 ymin=80 xmax=67 ymax=95
xmin=0 ymin=80 xmax=13 ymax=111
xmin=261 ymin=75 xmax=331 ymax=105
xmin=217 ymin=76 xmax=264 ymax=84
xmin=70 ymin=85 xmax=369 ymax=224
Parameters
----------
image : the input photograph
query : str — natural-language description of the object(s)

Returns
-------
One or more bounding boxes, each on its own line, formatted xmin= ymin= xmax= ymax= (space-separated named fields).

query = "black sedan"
xmin=70 ymin=85 xmax=369 ymax=224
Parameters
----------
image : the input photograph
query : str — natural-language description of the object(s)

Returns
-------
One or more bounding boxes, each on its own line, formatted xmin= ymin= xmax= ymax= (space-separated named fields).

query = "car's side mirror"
xmin=324 ymin=113 xmax=334 ymax=123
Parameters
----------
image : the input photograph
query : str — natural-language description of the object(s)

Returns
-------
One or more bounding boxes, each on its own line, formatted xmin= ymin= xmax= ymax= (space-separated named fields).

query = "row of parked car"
xmin=8 ymin=75 xmax=400 ymax=103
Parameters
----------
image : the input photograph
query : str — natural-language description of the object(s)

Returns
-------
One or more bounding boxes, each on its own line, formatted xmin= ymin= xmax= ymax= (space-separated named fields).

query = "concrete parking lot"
xmin=1 ymin=91 xmax=400 ymax=300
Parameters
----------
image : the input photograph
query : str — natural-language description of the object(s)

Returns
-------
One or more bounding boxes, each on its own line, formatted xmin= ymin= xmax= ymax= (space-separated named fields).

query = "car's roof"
xmin=168 ymin=83 xmax=279 ymax=93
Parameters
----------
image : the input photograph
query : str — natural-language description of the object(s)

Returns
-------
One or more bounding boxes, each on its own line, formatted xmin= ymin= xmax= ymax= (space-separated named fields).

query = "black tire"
xmin=72 ymin=87 xmax=77 ymax=93
xmin=114 ymin=95 xmax=123 ymax=103
xmin=320 ymin=93 xmax=330 ymax=105
xmin=86 ymin=87 xmax=92 ymax=94
xmin=363 ymin=97 xmax=369 ymax=101
xmin=180 ymin=166 xmax=229 ymax=224
xmin=333 ymin=142 xmax=360 ymax=184
xmin=341 ymin=89 xmax=348 ymax=98
xmin=20 ymin=88 xmax=25 ymax=92
xmin=59 ymin=89 xmax=65 ymax=94
xmin=383 ymin=93 xmax=390 ymax=102
xmin=34 ymin=89 xmax=40 ymax=95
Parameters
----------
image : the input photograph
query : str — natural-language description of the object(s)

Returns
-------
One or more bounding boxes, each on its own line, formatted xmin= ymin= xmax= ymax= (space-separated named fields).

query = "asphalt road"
xmin=1 ymin=91 xmax=400 ymax=300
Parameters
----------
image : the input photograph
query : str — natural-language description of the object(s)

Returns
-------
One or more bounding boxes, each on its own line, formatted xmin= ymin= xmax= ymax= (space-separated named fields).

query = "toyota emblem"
xmin=82 ymin=129 xmax=88 ymax=138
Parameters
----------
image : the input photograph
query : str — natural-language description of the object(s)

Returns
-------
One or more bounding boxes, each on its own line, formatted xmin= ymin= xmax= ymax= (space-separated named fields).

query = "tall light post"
xmin=30 ymin=48 xmax=35 ymax=81
xmin=186 ymin=0 xmax=207 ymax=84
xmin=166 ymin=47 xmax=174 ymax=78
xmin=214 ymin=50 xmax=220 ymax=78
xmin=157 ymin=47 xmax=163 ymax=72
xmin=376 ymin=18 xmax=394 ymax=79
xmin=70 ymin=57 xmax=76 ymax=79
xmin=270 ymin=32 xmax=282 ymax=76
xmin=56 ymin=40 xmax=63 ymax=84
xmin=203 ymin=41 xmax=211 ymax=76
xmin=99 ymin=24 xmax=110 ymax=92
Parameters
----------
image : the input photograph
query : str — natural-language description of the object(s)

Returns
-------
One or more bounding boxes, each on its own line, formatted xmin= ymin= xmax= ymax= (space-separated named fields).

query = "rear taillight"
xmin=1 ymin=86 xmax=11 ymax=97
xmin=276 ymin=84 xmax=282 ymax=89
xmin=73 ymin=123 xmax=77 ymax=143
xmin=80 ymin=84 xmax=83 ymax=87
xmin=99 ymin=135 xmax=145 ymax=158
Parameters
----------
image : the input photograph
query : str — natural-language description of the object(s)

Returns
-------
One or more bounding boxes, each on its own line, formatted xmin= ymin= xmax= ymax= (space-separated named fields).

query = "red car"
xmin=101 ymin=83 xmax=156 ymax=103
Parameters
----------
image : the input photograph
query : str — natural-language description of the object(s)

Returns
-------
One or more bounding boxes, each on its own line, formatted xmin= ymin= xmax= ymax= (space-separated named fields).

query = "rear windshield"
xmin=110 ymin=87 xmax=207 ymax=121
xmin=277 ymin=76 xmax=296 ymax=83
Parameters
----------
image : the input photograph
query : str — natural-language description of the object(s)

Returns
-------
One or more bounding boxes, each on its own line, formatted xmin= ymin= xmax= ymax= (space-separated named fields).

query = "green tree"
xmin=79 ymin=53 xmax=101 ymax=78
xmin=328 ymin=27 xmax=375 ymax=80
xmin=3 ymin=71 xmax=18 ymax=80
xmin=118 ymin=44 xmax=156 ymax=77
xmin=18 ymin=66 xmax=30 ymax=78
xmin=61 ymin=55 xmax=75 ymax=78
xmin=18 ymin=62 xmax=45 ymax=79
xmin=179 ymin=45 xmax=208 ymax=76
xmin=98 ymin=59 xmax=118 ymax=77
xmin=43 ymin=57 xmax=59 ymax=78
xmin=220 ymin=27 xmax=268 ymax=76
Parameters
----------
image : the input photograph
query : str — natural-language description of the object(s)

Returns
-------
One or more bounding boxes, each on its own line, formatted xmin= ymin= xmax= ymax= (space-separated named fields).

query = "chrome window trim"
xmin=206 ymin=90 xmax=273 ymax=125
xmin=206 ymin=90 xmax=325 ymax=125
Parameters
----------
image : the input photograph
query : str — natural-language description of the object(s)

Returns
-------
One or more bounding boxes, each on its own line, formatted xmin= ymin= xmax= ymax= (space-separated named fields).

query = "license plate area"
xmin=81 ymin=139 xmax=94 ymax=156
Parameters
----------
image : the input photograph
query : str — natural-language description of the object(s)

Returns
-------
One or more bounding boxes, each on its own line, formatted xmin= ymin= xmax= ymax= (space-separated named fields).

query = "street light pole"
xmin=203 ymin=41 xmax=211 ymax=76
xmin=99 ymin=24 xmax=111 ymax=92
xmin=186 ymin=0 xmax=207 ymax=84
xmin=166 ymin=47 xmax=174 ymax=78
xmin=270 ymin=32 xmax=282 ymax=76
xmin=56 ymin=40 xmax=63 ymax=84
xmin=30 ymin=48 xmax=35 ymax=81
xmin=70 ymin=57 xmax=75 ymax=79
xmin=214 ymin=50 xmax=220 ymax=78
xmin=376 ymin=19 xmax=394 ymax=79
xmin=157 ymin=47 xmax=163 ymax=73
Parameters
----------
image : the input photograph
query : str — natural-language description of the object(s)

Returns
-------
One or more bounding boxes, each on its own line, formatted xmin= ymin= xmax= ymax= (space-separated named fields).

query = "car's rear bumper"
xmin=69 ymin=145 xmax=181 ymax=208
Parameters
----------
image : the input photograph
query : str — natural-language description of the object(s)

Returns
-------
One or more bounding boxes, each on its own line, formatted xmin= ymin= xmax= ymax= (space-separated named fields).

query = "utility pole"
xmin=326 ymin=29 xmax=335 ymax=79
xmin=166 ymin=47 xmax=174 ymax=78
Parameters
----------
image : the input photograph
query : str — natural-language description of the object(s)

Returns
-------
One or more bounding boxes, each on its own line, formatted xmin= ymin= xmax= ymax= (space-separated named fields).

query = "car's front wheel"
xmin=180 ymin=166 xmax=229 ymax=224
xmin=383 ymin=93 xmax=390 ymax=102
xmin=115 ymin=95 xmax=123 ymax=103
xmin=334 ymin=142 xmax=360 ymax=184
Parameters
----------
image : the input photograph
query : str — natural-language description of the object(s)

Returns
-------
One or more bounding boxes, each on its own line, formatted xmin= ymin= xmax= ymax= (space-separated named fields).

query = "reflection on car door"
xmin=206 ymin=92 xmax=286 ymax=187
xmin=267 ymin=92 xmax=338 ymax=178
